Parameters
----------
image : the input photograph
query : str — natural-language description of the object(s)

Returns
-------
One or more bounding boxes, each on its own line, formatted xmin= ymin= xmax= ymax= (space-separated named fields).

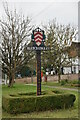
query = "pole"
xmin=36 ymin=50 xmax=41 ymax=95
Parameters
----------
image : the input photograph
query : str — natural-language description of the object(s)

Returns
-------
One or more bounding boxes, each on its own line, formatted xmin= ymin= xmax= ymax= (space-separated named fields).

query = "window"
xmin=74 ymin=66 xmax=76 ymax=73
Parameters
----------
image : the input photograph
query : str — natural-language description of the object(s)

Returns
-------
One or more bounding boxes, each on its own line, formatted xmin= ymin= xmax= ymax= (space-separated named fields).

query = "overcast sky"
xmin=0 ymin=0 xmax=78 ymax=28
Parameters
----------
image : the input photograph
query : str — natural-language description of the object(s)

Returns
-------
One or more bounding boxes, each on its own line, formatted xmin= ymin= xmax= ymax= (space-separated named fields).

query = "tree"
xmin=0 ymin=3 xmax=33 ymax=87
xmin=42 ymin=20 xmax=77 ymax=82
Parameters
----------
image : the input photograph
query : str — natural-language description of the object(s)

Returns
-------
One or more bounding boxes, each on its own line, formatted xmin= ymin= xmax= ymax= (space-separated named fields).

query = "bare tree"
xmin=42 ymin=20 xmax=77 ymax=82
xmin=0 ymin=3 xmax=33 ymax=87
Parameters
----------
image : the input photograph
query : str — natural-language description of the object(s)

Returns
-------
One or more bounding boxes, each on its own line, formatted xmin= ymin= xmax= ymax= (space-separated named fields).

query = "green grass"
xmin=3 ymin=83 xmax=61 ymax=96
xmin=2 ymin=83 xmax=37 ymax=96
xmin=2 ymin=108 xmax=78 ymax=118
xmin=2 ymin=83 xmax=79 ymax=118
xmin=41 ymin=81 xmax=79 ymax=89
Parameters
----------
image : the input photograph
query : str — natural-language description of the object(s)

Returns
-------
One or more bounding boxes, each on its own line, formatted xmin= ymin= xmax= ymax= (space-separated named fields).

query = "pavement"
xmin=43 ymin=85 xmax=80 ymax=92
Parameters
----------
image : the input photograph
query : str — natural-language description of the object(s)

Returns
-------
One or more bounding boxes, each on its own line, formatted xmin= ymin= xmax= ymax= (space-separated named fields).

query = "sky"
xmin=0 ymin=0 xmax=79 ymax=43
xmin=0 ymin=0 xmax=78 ymax=27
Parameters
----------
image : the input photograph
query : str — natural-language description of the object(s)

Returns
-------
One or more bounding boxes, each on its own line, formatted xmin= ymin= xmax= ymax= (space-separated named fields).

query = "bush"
xmin=70 ymin=80 xmax=80 ymax=85
xmin=2 ymin=93 xmax=76 ymax=114
xmin=60 ymin=79 xmax=69 ymax=86
xmin=71 ymin=80 xmax=78 ymax=84
xmin=65 ymin=79 xmax=68 ymax=83
xmin=78 ymin=80 xmax=80 ymax=84
xmin=61 ymin=80 xmax=66 ymax=85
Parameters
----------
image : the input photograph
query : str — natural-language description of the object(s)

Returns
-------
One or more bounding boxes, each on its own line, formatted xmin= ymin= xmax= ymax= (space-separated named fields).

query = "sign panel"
xmin=34 ymin=31 xmax=43 ymax=46
xmin=27 ymin=46 xmax=50 ymax=51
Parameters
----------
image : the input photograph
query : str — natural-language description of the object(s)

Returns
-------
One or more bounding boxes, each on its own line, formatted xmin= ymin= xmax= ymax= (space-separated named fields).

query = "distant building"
xmin=46 ymin=42 xmax=80 ymax=75
xmin=63 ymin=42 xmax=80 ymax=74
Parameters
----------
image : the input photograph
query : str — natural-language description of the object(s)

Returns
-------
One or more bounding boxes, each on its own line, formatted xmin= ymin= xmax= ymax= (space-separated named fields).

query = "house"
xmin=46 ymin=41 xmax=80 ymax=75
xmin=63 ymin=42 xmax=80 ymax=74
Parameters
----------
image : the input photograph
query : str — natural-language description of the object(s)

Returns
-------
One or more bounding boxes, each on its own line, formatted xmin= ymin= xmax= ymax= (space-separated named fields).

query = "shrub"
xmin=60 ymin=79 xmax=69 ymax=86
xmin=61 ymin=80 xmax=66 ymax=85
xmin=70 ymin=80 xmax=80 ymax=87
xmin=2 ymin=93 xmax=76 ymax=114
xmin=72 ymin=80 xmax=78 ymax=84
xmin=65 ymin=79 xmax=68 ymax=83
xmin=78 ymin=80 xmax=80 ymax=84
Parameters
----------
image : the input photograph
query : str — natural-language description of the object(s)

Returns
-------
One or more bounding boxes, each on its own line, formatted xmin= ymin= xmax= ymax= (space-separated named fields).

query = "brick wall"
xmin=15 ymin=77 xmax=37 ymax=84
xmin=15 ymin=74 xmax=79 ymax=84
xmin=47 ymin=74 xmax=79 ymax=82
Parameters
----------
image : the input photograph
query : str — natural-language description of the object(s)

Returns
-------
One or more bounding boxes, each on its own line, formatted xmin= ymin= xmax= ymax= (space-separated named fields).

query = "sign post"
xmin=36 ymin=50 xmax=41 ymax=95
xmin=27 ymin=27 xmax=48 ymax=95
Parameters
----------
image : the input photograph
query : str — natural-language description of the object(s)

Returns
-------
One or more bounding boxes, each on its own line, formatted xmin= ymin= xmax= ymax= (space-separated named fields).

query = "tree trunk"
xmin=58 ymin=74 xmax=61 ymax=83
xmin=8 ymin=75 xmax=12 ymax=87
xmin=8 ymin=72 xmax=15 ymax=87
xmin=58 ymin=67 xmax=61 ymax=83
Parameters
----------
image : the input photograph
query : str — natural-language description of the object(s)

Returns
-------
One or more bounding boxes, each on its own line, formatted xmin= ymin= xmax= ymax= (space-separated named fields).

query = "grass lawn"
xmin=41 ymin=80 xmax=80 ymax=89
xmin=2 ymin=83 xmax=79 ymax=119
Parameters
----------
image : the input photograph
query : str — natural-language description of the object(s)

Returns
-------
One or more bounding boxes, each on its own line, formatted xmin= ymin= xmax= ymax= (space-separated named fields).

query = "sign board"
xmin=27 ymin=27 xmax=48 ymax=96
xmin=27 ymin=46 xmax=50 ymax=51
xmin=34 ymin=31 xmax=43 ymax=46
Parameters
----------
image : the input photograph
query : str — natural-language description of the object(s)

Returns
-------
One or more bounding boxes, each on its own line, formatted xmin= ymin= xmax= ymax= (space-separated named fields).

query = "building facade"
xmin=63 ymin=42 xmax=80 ymax=74
xmin=46 ymin=42 xmax=80 ymax=75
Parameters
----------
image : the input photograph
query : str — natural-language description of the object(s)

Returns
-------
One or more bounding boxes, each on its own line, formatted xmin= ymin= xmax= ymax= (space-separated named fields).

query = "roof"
xmin=68 ymin=42 xmax=80 ymax=58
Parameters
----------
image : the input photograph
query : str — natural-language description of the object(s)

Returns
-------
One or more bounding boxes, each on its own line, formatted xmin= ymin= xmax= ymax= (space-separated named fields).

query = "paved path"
xmin=43 ymin=85 xmax=79 ymax=92
xmin=25 ymin=84 xmax=80 ymax=92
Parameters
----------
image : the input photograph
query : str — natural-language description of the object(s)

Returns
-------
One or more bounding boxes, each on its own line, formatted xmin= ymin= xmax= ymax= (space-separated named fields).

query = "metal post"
xmin=36 ymin=50 xmax=41 ymax=95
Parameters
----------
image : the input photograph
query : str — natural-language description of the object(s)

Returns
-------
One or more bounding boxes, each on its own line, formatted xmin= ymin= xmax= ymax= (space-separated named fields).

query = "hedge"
xmin=2 ymin=94 xmax=76 ymax=114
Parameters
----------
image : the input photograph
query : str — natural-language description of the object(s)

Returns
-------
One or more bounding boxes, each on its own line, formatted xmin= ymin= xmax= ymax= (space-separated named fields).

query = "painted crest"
xmin=34 ymin=31 xmax=43 ymax=46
